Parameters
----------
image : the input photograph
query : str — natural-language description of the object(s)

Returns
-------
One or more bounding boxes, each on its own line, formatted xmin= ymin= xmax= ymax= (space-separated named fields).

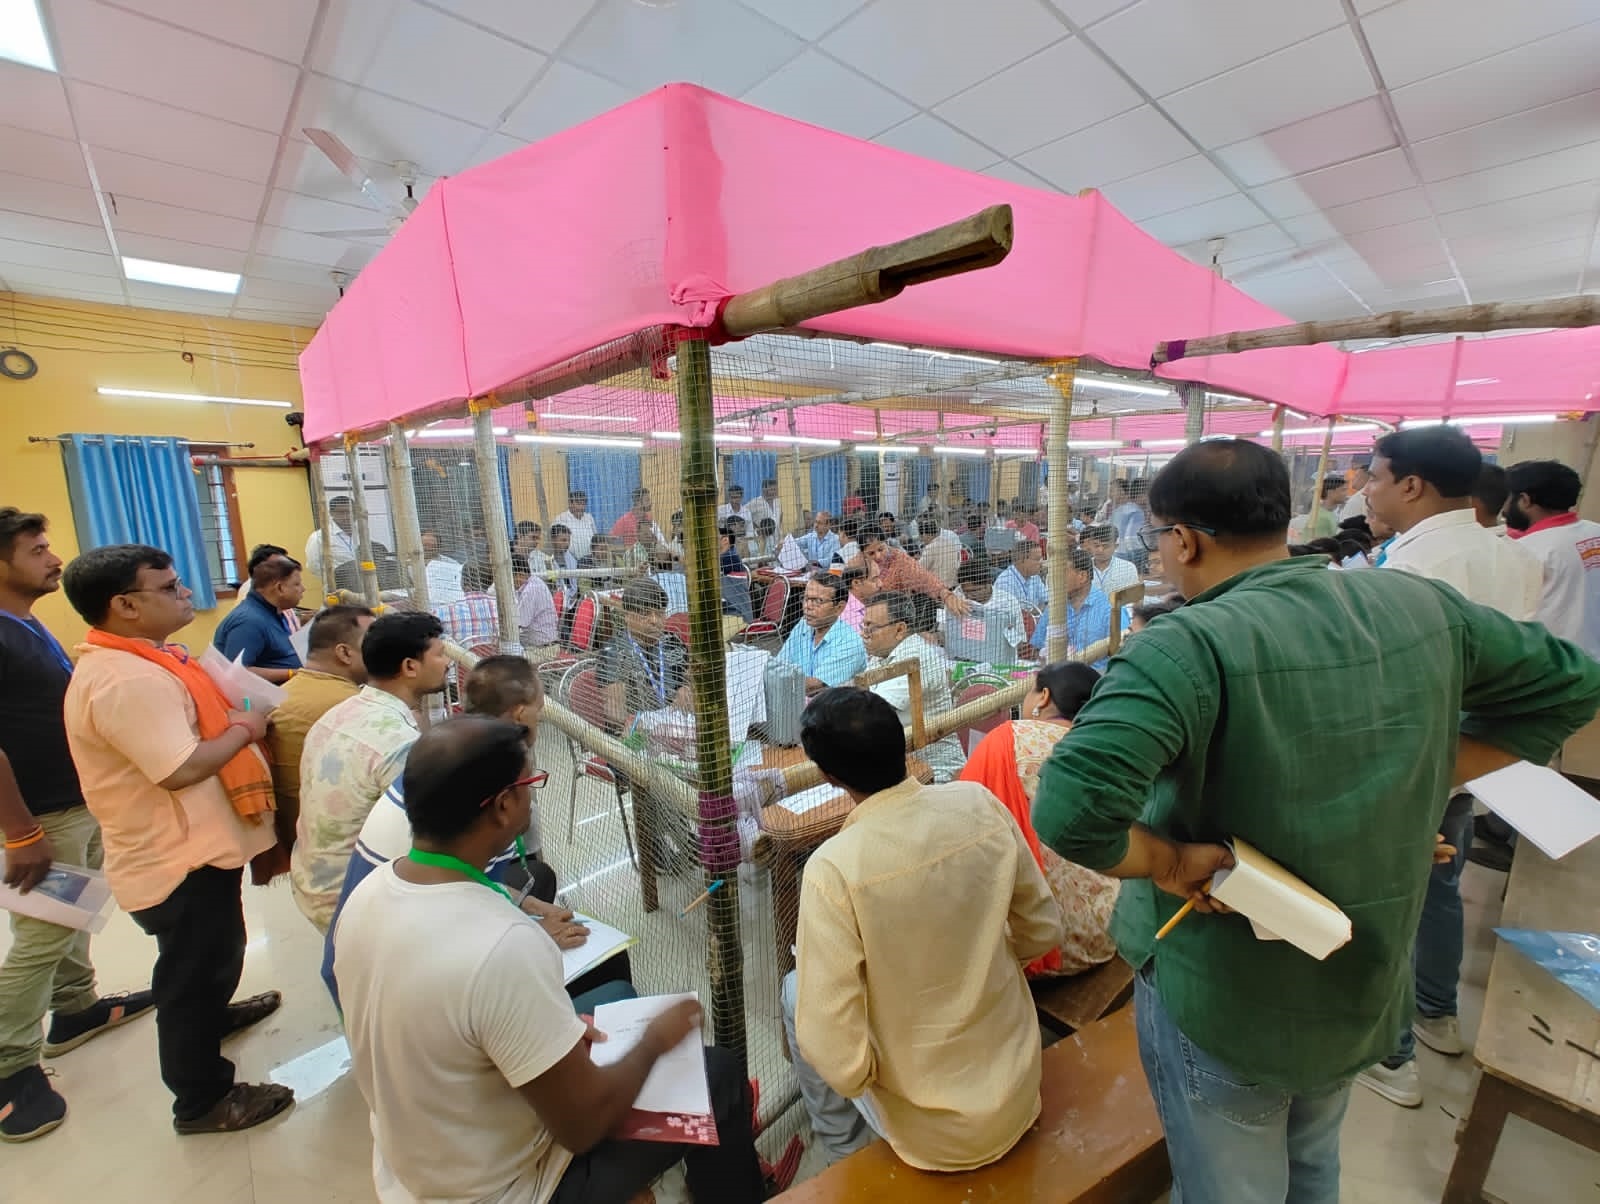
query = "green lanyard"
xmin=405 ymin=849 xmax=513 ymax=904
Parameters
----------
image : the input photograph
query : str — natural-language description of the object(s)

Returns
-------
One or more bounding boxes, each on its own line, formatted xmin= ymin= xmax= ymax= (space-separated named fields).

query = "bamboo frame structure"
xmin=1304 ymin=418 xmax=1337 ymax=537
xmin=1180 ymin=381 xmax=1205 ymax=445
xmin=385 ymin=422 xmax=430 ymax=612
xmin=471 ymin=402 xmax=522 ymax=652
xmin=308 ymin=451 xmax=340 ymax=605
xmin=1045 ymin=360 xmax=1076 ymax=661
xmin=342 ymin=438 xmax=382 ymax=605
xmin=1153 ymin=295 xmax=1600 ymax=364
xmin=853 ymin=658 xmax=927 ymax=751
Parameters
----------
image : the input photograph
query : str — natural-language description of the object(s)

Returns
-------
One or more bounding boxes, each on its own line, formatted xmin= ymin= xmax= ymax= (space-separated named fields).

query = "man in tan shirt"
xmin=264 ymin=604 xmax=374 ymax=862
xmin=61 ymin=545 xmax=291 ymax=1135
xmin=783 ymin=688 xmax=1063 ymax=1170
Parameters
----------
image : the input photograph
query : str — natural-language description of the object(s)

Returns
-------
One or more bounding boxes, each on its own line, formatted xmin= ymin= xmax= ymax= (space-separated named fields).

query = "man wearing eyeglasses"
xmin=777 ymin=573 xmax=867 ymax=696
xmin=1032 ymin=439 xmax=1600 ymax=1202
xmin=859 ymin=592 xmax=965 ymax=783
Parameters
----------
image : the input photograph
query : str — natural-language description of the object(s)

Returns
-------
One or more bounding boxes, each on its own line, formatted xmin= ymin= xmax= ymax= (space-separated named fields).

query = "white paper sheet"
xmin=559 ymin=914 xmax=636 ymax=986
xmin=1466 ymin=761 xmax=1600 ymax=860
xmin=777 ymin=783 xmax=842 ymax=816
xmin=0 ymin=857 xmax=116 ymax=933
xmin=590 ymin=992 xmax=710 ymax=1116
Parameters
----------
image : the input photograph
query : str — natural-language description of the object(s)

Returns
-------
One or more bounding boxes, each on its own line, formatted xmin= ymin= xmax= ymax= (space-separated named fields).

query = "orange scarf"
xmin=85 ymin=630 xmax=276 ymax=820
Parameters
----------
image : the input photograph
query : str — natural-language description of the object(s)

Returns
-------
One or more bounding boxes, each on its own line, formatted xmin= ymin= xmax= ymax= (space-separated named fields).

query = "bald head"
xmin=402 ymin=717 xmax=530 ymax=844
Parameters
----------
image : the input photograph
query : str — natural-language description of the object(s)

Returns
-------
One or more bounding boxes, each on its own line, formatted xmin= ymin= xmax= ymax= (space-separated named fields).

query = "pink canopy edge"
xmin=298 ymin=84 xmax=1600 ymax=444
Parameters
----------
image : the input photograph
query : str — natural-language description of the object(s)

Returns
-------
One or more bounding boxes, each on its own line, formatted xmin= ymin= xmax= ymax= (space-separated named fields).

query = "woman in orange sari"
xmin=960 ymin=662 xmax=1119 ymax=977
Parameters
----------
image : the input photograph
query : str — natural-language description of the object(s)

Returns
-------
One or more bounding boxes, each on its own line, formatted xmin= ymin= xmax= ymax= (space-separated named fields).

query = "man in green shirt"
xmin=1302 ymin=473 xmax=1346 ymax=539
xmin=1033 ymin=439 xmax=1600 ymax=1204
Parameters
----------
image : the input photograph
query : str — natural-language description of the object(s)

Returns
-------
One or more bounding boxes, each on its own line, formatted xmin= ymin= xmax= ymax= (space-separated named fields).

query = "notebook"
xmin=0 ymin=857 xmax=116 ymax=933
xmin=590 ymin=992 xmax=718 ymax=1145
xmin=560 ymin=914 xmax=636 ymax=986
xmin=1207 ymin=838 xmax=1352 ymax=961
xmin=1465 ymin=762 xmax=1600 ymax=860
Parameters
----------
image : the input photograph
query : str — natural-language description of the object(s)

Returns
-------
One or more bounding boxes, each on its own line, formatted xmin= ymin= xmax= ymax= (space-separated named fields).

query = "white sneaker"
xmin=1413 ymin=1014 xmax=1464 ymax=1056
xmin=1356 ymin=1060 xmax=1422 ymax=1108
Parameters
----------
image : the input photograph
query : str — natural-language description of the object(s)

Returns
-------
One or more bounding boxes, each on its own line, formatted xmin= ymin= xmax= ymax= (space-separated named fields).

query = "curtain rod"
xmin=29 ymin=435 xmax=257 ymax=449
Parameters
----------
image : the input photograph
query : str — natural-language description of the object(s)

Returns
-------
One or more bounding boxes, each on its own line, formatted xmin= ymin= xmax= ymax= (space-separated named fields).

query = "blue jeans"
xmin=1388 ymin=804 xmax=1472 ymax=1067
xmin=1135 ymin=966 xmax=1350 ymax=1204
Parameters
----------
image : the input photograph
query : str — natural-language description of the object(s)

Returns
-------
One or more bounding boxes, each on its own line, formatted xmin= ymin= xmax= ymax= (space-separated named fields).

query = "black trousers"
xmin=129 ymin=866 xmax=246 ymax=1121
xmin=548 ymin=1046 xmax=766 ymax=1204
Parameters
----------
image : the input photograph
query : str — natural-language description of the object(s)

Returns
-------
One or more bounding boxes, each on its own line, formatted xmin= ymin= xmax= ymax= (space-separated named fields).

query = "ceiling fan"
xmin=303 ymin=127 xmax=419 ymax=240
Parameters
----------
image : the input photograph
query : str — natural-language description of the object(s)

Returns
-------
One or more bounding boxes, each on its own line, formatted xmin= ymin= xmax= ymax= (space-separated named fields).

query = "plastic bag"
xmin=198 ymin=645 xmax=286 ymax=712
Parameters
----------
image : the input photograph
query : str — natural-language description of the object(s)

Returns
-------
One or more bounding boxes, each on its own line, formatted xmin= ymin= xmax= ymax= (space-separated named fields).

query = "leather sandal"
xmin=174 ymin=1082 xmax=294 ymax=1135
xmin=223 ymin=991 xmax=283 ymax=1038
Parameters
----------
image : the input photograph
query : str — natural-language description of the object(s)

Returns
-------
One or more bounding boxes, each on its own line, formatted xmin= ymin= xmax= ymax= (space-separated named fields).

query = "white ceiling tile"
xmin=1086 ymin=0 xmax=1345 ymax=96
xmin=1411 ymin=90 xmax=1600 ymax=181
xmin=1160 ymin=27 xmax=1376 ymax=148
xmin=498 ymin=61 xmax=635 ymax=144
xmin=1452 ymin=213 xmax=1597 ymax=256
xmin=0 ymin=63 xmax=77 ymax=139
xmin=978 ymin=159 xmax=1059 ymax=192
xmin=1280 ymin=188 xmax=1433 ymax=243
xmin=1249 ymin=148 xmax=1418 ymax=219
xmin=1139 ymin=193 xmax=1267 ymax=245
xmin=740 ymin=50 xmax=915 ymax=140
xmin=1213 ymin=98 xmax=1396 ymax=187
xmin=1391 ymin=21 xmax=1600 ymax=142
xmin=0 ymin=172 xmax=103 ymax=225
xmin=1041 ymin=0 xmax=1140 ymax=26
xmin=1438 ymin=186 xmax=1599 ymax=238
xmin=1099 ymin=154 xmax=1236 ymax=221
xmin=291 ymin=77 xmax=487 ymax=178
xmin=121 ymin=282 xmax=238 ymax=314
xmin=0 ymin=126 xmax=90 ymax=188
xmin=234 ymin=275 xmax=339 ymax=305
xmin=1456 ymin=237 xmax=1592 ymax=274
xmin=565 ymin=0 xmax=806 ymax=97
xmin=873 ymin=115 xmax=997 ymax=172
xmin=113 ymin=233 xmax=246 ymax=274
xmin=1342 ymin=217 xmax=1443 ymax=255
xmin=456 ymin=132 xmax=530 ymax=172
xmin=437 ymin=0 xmax=598 ymax=50
xmin=110 ymin=0 xmax=322 ymax=62
xmin=1426 ymin=141 xmax=1600 ymax=212
xmin=0 ymin=264 xmax=125 ymax=298
xmin=51 ymin=0 xmax=300 ymax=133
xmin=261 ymin=190 xmax=386 ymax=237
xmin=251 ymin=224 xmax=380 ymax=268
xmin=0 ymin=236 xmax=120 ymax=276
xmin=0 ymin=211 xmax=110 ymax=254
xmin=1174 ymin=223 xmax=1295 ymax=268
xmin=360 ymin=2 xmax=547 ymax=126
xmin=310 ymin=0 xmax=403 ymax=85
xmin=109 ymin=197 xmax=258 ymax=252
xmin=934 ymin=38 xmax=1141 ymax=158
xmin=1017 ymin=105 xmax=1193 ymax=191
xmin=89 ymin=149 xmax=266 ymax=222
xmin=822 ymin=0 xmax=1066 ymax=107
xmin=738 ymin=0 xmax=866 ymax=40
xmin=1460 ymin=266 xmax=1581 ymax=299
xmin=69 ymin=82 xmax=282 ymax=182
xmin=1361 ymin=0 xmax=1598 ymax=87
xmin=247 ymin=251 xmax=374 ymax=286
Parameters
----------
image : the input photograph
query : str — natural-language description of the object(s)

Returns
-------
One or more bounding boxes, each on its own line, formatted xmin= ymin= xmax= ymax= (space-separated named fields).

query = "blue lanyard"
xmin=0 ymin=612 xmax=73 ymax=677
xmin=629 ymin=636 xmax=670 ymax=704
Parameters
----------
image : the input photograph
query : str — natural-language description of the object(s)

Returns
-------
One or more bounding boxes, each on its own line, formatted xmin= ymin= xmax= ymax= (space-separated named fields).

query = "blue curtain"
xmin=566 ymin=451 xmax=641 ymax=530
xmin=496 ymin=445 xmax=516 ymax=531
xmin=727 ymin=451 xmax=776 ymax=502
xmin=901 ymin=456 xmax=930 ymax=515
xmin=959 ymin=460 xmax=991 ymax=509
xmin=59 ymin=434 xmax=218 ymax=609
xmin=810 ymin=454 xmax=847 ymax=516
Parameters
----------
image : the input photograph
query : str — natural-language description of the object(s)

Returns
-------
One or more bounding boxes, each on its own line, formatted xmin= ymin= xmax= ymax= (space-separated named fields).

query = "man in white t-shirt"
xmin=553 ymin=492 xmax=599 ymax=561
xmin=1505 ymin=460 xmax=1600 ymax=660
xmin=746 ymin=479 xmax=783 ymax=536
xmin=304 ymin=496 xmax=359 ymax=587
xmin=1083 ymin=525 xmax=1140 ymax=597
xmin=335 ymin=717 xmax=766 ymax=1204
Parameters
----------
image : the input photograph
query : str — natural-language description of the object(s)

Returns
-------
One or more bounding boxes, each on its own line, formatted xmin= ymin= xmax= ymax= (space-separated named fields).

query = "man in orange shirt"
xmin=61 ymin=544 xmax=291 ymax=1135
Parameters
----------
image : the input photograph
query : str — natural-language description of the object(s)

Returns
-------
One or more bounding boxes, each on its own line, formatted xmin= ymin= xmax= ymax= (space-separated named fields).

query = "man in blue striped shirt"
xmin=777 ymin=573 xmax=867 ymax=697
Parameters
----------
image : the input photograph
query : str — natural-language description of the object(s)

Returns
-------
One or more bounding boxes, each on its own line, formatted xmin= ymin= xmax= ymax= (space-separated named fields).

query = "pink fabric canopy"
xmin=299 ymin=84 xmax=1599 ymax=444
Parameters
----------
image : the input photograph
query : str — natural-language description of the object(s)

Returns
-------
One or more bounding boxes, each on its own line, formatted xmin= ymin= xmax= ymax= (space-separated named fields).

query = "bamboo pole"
xmin=1152 ymin=295 xmax=1600 ymax=365
xmin=718 ymin=362 xmax=1048 ymax=424
xmin=470 ymin=401 xmax=522 ymax=652
xmin=1271 ymin=407 xmax=1286 ymax=454
xmin=720 ymin=205 xmax=1012 ymax=338
xmin=676 ymin=332 xmax=747 ymax=1059
xmin=529 ymin=438 xmax=551 ymax=528
xmin=1180 ymin=381 xmax=1205 ymax=445
xmin=342 ymin=437 xmax=382 ymax=606
xmin=307 ymin=451 xmax=340 ymax=605
xmin=1304 ymin=417 xmax=1336 ymax=538
xmin=385 ymin=422 xmax=430 ymax=612
xmin=1045 ymin=360 xmax=1077 ymax=661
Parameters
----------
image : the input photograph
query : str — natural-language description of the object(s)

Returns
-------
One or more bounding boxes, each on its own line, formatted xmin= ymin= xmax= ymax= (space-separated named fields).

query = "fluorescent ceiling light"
xmin=993 ymin=448 xmax=1039 ymax=457
xmin=540 ymin=412 xmax=635 ymax=424
xmin=1401 ymin=414 xmax=1557 ymax=429
xmin=850 ymin=429 xmax=879 ymax=437
xmin=97 ymin=386 xmax=289 ymax=409
xmin=1138 ymin=438 xmax=1190 ymax=449
xmin=762 ymin=435 xmax=842 ymax=447
xmin=1262 ymin=424 xmax=1379 ymax=437
xmin=414 ymin=426 xmax=506 ymax=438
xmin=859 ymin=444 xmax=919 ymax=455
xmin=0 ymin=0 xmax=55 ymax=71
xmin=1069 ymin=440 xmax=1125 ymax=449
xmin=1077 ymin=377 xmax=1172 ymax=398
xmin=516 ymin=434 xmax=643 ymax=449
xmin=121 ymin=257 xmax=241 ymax=294
xmin=937 ymin=446 xmax=989 ymax=457
xmin=649 ymin=430 xmax=756 ymax=444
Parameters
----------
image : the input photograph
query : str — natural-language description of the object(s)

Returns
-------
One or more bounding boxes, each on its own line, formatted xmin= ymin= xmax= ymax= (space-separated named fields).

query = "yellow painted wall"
xmin=0 ymin=293 xmax=317 ymax=649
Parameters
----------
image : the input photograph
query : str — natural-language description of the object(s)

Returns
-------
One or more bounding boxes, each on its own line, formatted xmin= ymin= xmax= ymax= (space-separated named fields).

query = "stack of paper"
xmin=1466 ymin=762 xmax=1600 ymax=860
xmin=1208 ymin=838 xmax=1352 ymax=961
xmin=777 ymin=783 xmax=843 ymax=816
xmin=560 ymin=915 xmax=636 ymax=986
xmin=590 ymin=992 xmax=718 ymax=1145
xmin=0 ymin=858 xmax=116 ymax=933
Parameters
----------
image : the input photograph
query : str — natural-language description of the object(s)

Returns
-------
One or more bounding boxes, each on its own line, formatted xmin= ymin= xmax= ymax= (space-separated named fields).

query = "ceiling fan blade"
xmin=303 ymin=127 xmax=412 ymax=221
xmin=308 ymin=227 xmax=392 ymax=240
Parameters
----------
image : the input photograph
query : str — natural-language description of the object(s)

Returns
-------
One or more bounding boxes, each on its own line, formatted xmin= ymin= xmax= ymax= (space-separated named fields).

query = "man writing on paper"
xmin=336 ymin=717 xmax=766 ymax=1204
xmin=1032 ymin=439 xmax=1600 ymax=1204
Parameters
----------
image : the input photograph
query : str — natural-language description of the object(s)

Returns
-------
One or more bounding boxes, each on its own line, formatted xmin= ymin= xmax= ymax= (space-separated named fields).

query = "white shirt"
xmin=553 ymin=511 xmax=597 ymax=560
xmin=748 ymin=495 xmax=783 ymax=534
xmin=717 ymin=502 xmax=753 ymax=524
xmin=1092 ymin=556 xmax=1141 ymax=598
xmin=516 ymin=576 xmax=558 ymax=646
xmin=919 ymin=529 xmax=963 ymax=588
xmin=336 ymin=865 xmax=584 ymax=1204
xmin=524 ymin=550 xmax=551 ymax=575
xmin=868 ymin=635 xmax=965 ymax=783
xmin=1339 ymin=491 xmax=1370 ymax=522
xmin=1382 ymin=509 xmax=1542 ymax=619
xmin=1517 ymin=517 xmax=1600 ymax=659
xmin=305 ymin=527 xmax=358 ymax=577
xmin=424 ymin=556 xmax=464 ymax=607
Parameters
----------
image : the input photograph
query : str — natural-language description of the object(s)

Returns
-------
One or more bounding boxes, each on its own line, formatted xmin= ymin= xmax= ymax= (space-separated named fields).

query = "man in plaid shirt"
xmin=437 ymin=563 xmax=500 ymax=652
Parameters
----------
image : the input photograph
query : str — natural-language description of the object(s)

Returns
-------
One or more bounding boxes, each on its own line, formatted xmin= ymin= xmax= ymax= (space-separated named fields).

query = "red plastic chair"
xmin=559 ymin=662 xmax=636 ymax=867
xmin=953 ymin=679 xmax=1010 ymax=756
xmin=1021 ymin=606 xmax=1040 ymax=646
xmin=568 ymin=595 xmax=599 ymax=652
xmin=760 ymin=575 xmax=790 ymax=627
xmin=664 ymin=612 xmax=692 ymax=646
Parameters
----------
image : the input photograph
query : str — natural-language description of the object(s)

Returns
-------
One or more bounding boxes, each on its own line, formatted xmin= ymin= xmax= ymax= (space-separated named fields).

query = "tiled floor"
xmin=3 ymin=723 xmax=1597 ymax=1202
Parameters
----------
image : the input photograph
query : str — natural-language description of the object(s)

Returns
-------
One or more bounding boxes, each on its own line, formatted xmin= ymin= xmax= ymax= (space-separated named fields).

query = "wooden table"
xmin=754 ymin=745 xmax=934 ymax=976
xmin=1442 ymin=837 xmax=1600 ymax=1202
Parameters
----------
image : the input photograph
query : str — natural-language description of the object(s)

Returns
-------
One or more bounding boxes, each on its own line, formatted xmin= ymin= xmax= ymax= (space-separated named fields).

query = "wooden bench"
xmin=774 ymin=1006 xmax=1170 ymax=1203
xmin=1033 ymin=956 xmax=1136 ymax=1037
xmin=1442 ymin=837 xmax=1600 ymax=1202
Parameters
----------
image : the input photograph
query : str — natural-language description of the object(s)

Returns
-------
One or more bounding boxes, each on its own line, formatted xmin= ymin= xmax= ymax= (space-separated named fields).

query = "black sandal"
xmin=174 ymin=1082 xmax=294 ymax=1134
xmin=223 ymin=990 xmax=282 ymax=1038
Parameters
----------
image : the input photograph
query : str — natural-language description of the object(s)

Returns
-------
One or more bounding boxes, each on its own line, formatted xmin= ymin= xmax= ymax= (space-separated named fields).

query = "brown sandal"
xmin=223 ymin=990 xmax=283 ymax=1038
xmin=174 ymin=1082 xmax=294 ymax=1135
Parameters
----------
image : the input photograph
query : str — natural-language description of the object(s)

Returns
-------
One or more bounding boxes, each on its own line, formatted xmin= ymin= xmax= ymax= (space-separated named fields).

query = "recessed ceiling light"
xmin=121 ymin=257 xmax=241 ymax=294
xmin=0 ymin=0 xmax=55 ymax=71
xmin=97 ymin=387 xmax=290 ymax=409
